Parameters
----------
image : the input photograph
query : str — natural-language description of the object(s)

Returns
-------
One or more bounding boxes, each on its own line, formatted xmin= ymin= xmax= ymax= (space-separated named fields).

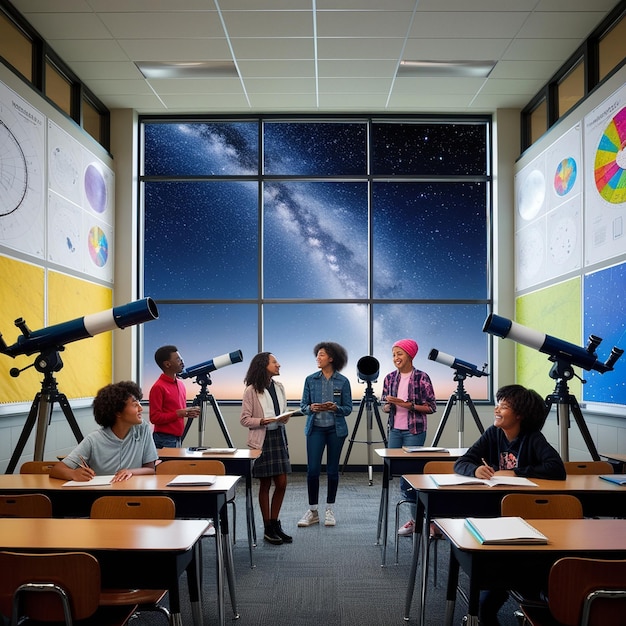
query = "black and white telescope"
xmin=483 ymin=312 xmax=624 ymax=461
xmin=0 ymin=298 xmax=159 ymax=359
xmin=180 ymin=350 xmax=243 ymax=379
xmin=482 ymin=313 xmax=623 ymax=374
xmin=180 ymin=350 xmax=243 ymax=448
xmin=428 ymin=349 xmax=488 ymax=378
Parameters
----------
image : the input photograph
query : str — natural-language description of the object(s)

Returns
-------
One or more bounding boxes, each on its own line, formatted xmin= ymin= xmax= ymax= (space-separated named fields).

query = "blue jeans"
xmin=153 ymin=432 xmax=181 ymax=449
xmin=388 ymin=429 xmax=426 ymax=515
xmin=305 ymin=425 xmax=347 ymax=506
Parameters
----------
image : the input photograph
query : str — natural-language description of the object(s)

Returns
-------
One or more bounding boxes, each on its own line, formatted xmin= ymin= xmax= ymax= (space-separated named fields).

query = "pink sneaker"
xmin=397 ymin=519 xmax=415 ymax=536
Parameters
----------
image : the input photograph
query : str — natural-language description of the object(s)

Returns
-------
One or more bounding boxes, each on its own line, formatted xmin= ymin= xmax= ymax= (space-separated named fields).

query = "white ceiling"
xmin=9 ymin=0 xmax=620 ymax=115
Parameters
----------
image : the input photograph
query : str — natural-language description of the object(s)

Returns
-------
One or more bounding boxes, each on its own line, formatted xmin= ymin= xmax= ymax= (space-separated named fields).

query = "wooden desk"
xmin=159 ymin=447 xmax=260 ymax=566
xmin=402 ymin=473 xmax=626 ymax=624
xmin=600 ymin=451 xmax=626 ymax=472
xmin=435 ymin=518 xmax=626 ymax=626
xmin=0 ymin=517 xmax=207 ymax=626
xmin=0 ymin=473 xmax=239 ymax=626
xmin=374 ymin=448 xmax=467 ymax=565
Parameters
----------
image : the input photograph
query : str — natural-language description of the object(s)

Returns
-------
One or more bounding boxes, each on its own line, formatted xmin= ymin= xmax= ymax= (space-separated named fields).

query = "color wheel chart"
xmin=584 ymin=83 xmax=626 ymax=266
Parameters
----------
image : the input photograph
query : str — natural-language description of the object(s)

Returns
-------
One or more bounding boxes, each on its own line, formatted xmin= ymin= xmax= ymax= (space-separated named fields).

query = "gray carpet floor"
xmin=130 ymin=471 xmax=522 ymax=625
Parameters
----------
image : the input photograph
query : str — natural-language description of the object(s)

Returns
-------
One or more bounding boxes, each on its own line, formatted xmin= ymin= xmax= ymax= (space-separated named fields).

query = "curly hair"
xmin=313 ymin=341 xmax=348 ymax=372
xmin=496 ymin=384 xmax=547 ymax=433
xmin=244 ymin=352 xmax=273 ymax=393
xmin=92 ymin=381 xmax=142 ymax=428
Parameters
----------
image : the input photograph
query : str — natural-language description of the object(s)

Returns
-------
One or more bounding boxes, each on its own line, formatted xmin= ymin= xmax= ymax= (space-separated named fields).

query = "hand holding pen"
xmin=75 ymin=455 xmax=95 ymax=481
xmin=476 ymin=457 xmax=495 ymax=479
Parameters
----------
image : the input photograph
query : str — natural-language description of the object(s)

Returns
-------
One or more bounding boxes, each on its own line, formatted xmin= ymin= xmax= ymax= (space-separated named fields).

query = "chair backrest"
xmin=90 ymin=495 xmax=176 ymax=520
xmin=0 ymin=550 xmax=101 ymax=622
xmin=19 ymin=461 xmax=56 ymax=474
xmin=500 ymin=493 xmax=583 ymax=519
xmin=422 ymin=461 xmax=456 ymax=474
xmin=548 ymin=557 xmax=626 ymax=626
xmin=0 ymin=494 xmax=53 ymax=518
xmin=155 ymin=459 xmax=226 ymax=476
xmin=564 ymin=461 xmax=614 ymax=475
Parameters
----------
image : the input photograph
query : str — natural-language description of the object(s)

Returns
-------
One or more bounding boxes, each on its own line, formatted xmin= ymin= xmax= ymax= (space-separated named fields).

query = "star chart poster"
xmin=47 ymin=120 xmax=114 ymax=282
xmin=584 ymin=83 xmax=626 ymax=266
xmin=515 ymin=126 xmax=582 ymax=292
xmin=0 ymin=81 xmax=45 ymax=258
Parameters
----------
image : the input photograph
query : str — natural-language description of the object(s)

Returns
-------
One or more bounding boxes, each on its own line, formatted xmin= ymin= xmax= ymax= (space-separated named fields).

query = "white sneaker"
xmin=398 ymin=519 xmax=415 ymax=536
xmin=324 ymin=508 xmax=336 ymax=526
xmin=298 ymin=509 xmax=319 ymax=527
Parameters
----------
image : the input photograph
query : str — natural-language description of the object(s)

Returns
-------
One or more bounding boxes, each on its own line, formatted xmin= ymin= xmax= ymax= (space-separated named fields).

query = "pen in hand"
xmin=481 ymin=458 xmax=489 ymax=468
xmin=78 ymin=455 xmax=90 ymax=469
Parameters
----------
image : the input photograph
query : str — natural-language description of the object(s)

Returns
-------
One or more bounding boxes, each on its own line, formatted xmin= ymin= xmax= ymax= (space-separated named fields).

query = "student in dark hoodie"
xmin=454 ymin=383 xmax=565 ymax=625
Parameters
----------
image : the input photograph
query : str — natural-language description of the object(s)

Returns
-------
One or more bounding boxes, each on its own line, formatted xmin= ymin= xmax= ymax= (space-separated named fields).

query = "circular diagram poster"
xmin=584 ymin=84 xmax=626 ymax=266
xmin=0 ymin=82 xmax=45 ymax=257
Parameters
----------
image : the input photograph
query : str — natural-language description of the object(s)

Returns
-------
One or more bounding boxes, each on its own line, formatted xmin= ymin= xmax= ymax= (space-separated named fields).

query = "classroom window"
xmin=140 ymin=117 xmax=492 ymax=402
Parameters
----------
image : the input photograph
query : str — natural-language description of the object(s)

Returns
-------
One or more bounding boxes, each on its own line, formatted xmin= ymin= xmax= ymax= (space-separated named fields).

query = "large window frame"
xmin=139 ymin=115 xmax=493 ymax=403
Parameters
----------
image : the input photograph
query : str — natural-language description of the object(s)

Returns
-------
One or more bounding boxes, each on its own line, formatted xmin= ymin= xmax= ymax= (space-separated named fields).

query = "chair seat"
xmin=100 ymin=588 xmax=168 ymax=606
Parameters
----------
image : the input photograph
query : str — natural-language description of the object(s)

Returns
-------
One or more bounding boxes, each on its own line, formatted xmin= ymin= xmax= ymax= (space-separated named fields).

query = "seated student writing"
xmin=454 ymin=383 xmax=566 ymax=626
xmin=50 ymin=381 xmax=158 ymax=483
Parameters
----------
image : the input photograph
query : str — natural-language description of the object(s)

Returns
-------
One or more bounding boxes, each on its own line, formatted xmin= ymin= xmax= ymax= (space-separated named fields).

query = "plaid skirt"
xmin=252 ymin=427 xmax=292 ymax=478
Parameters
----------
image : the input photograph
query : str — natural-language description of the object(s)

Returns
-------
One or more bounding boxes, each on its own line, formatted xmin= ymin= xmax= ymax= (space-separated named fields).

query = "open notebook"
xmin=429 ymin=474 xmax=538 ymax=488
xmin=465 ymin=516 xmax=548 ymax=545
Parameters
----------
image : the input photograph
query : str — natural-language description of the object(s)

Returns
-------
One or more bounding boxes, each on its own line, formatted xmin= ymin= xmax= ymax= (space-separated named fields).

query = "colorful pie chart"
xmin=554 ymin=157 xmax=577 ymax=196
xmin=594 ymin=107 xmax=626 ymax=204
xmin=88 ymin=226 xmax=108 ymax=267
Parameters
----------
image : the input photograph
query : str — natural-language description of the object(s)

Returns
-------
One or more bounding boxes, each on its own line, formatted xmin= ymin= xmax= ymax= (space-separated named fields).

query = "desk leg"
xmin=186 ymin=541 xmax=204 ymax=626
xmin=215 ymin=517 xmax=225 ymax=626
xmin=221 ymin=517 xmax=240 ymax=619
xmin=245 ymin=471 xmax=256 ymax=568
xmin=418 ymin=512 xmax=430 ymax=626
xmin=443 ymin=548 xmax=459 ymax=626
xmin=378 ymin=462 xmax=389 ymax=566
xmin=402 ymin=526 xmax=423 ymax=621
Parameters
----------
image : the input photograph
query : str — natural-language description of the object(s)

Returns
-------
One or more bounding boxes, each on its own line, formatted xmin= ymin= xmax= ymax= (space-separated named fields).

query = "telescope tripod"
xmin=6 ymin=356 xmax=83 ymax=474
xmin=342 ymin=383 xmax=387 ymax=485
xmin=183 ymin=373 xmax=234 ymax=447
xmin=431 ymin=372 xmax=484 ymax=447
xmin=545 ymin=359 xmax=600 ymax=462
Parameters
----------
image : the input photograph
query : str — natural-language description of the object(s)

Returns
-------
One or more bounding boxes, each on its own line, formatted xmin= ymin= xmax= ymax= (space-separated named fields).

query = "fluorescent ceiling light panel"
xmin=397 ymin=60 xmax=495 ymax=78
xmin=135 ymin=61 xmax=238 ymax=79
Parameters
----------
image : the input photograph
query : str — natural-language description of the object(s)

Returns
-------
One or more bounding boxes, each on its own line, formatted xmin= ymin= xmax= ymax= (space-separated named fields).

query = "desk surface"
xmin=0 ymin=473 xmax=239 ymax=494
xmin=0 ymin=517 xmax=208 ymax=552
xmin=375 ymin=448 xmax=467 ymax=461
xmin=159 ymin=448 xmax=261 ymax=461
xmin=404 ymin=472 xmax=626 ymax=494
xmin=435 ymin=517 xmax=626 ymax=552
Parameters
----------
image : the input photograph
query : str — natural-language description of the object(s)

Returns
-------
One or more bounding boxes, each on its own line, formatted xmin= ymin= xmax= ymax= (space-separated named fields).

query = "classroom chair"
xmin=0 ymin=550 xmax=138 ymax=626
xmin=520 ymin=557 xmax=626 ymax=626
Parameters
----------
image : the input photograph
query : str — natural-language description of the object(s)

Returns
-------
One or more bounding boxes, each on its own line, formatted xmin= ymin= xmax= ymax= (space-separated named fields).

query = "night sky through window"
xmin=142 ymin=119 xmax=491 ymax=401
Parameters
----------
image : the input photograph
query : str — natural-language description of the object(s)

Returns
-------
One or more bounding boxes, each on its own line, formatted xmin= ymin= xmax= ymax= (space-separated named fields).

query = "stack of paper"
xmin=166 ymin=474 xmax=217 ymax=486
xmin=201 ymin=448 xmax=237 ymax=454
xmin=62 ymin=475 xmax=115 ymax=487
xmin=402 ymin=446 xmax=448 ymax=453
xmin=465 ymin=516 xmax=548 ymax=544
